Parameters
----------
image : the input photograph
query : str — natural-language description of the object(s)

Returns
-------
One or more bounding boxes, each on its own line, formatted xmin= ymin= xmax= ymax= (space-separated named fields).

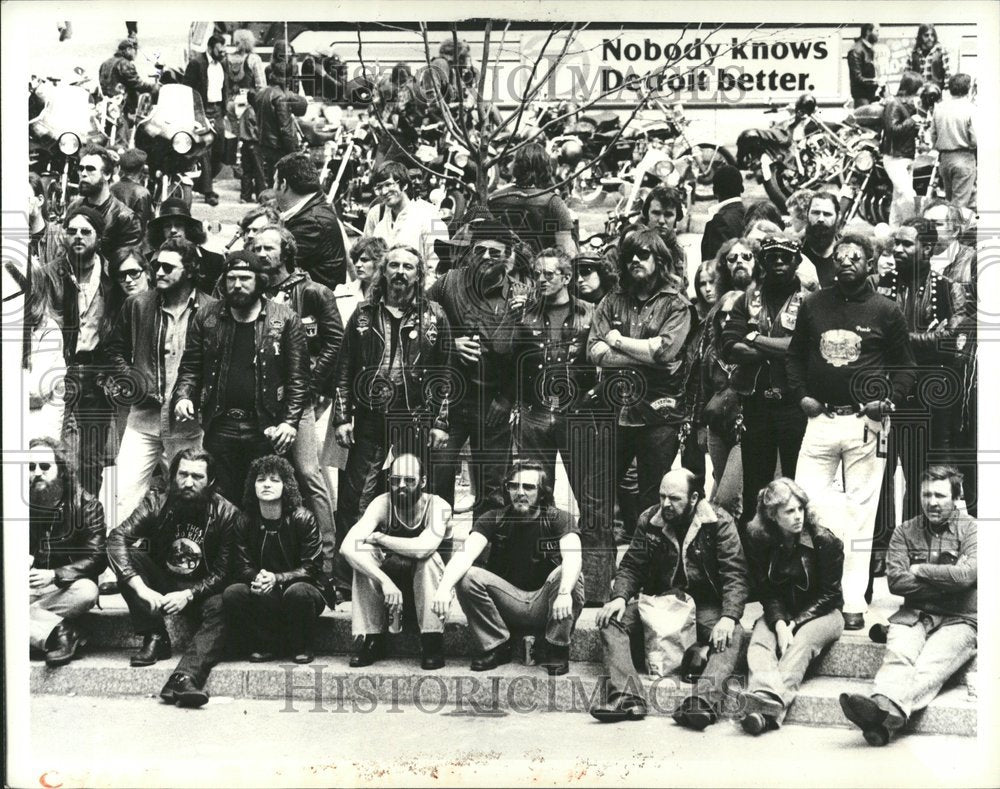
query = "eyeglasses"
xmin=506 ymin=481 xmax=538 ymax=492
xmin=28 ymin=462 xmax=52 ymax=472
xmin=835 ymin=253 xmax=866 ymax=265
xmin=726 ymin=251 xmax=755 ymax=263
xmin=79 ymin=165 xmax=101 ymax=173
xmin=534 ymin=269 xmax=562 ymax=281
xmin=116 ymin=269 xmax=144 ymax=282
xmin=65 ymin=227 xmax=94 ymax=237
xmin=374 ymin=180 xmax=400 ymax=193
xmin=631 ymin=248 xmax=653 ymax=261
xmin=155 ymin=261 xmax=180 ymax=274
xmin=473 ymin=244 xmax=507 ymax=260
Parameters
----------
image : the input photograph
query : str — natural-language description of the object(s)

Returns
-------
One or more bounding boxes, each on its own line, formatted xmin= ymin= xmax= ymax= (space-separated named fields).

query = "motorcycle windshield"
xmin=143 ymin=84 xmax=210 ymax=137
xmin=33 ymin=85 xmax=93 ymax=137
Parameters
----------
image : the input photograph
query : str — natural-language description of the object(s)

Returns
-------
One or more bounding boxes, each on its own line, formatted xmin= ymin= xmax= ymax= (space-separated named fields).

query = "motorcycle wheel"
xmin=682 ymin=143 xmax=736 ymax=201
xmin=439 ymin=190 xmax=469 ymax=236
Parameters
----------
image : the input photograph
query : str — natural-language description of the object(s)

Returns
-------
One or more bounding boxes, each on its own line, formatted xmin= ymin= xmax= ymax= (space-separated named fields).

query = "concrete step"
xmin=29 ymin=652 xmax=976 ymax=736
xmin=78 ymin=596 xmax=977 ymax=686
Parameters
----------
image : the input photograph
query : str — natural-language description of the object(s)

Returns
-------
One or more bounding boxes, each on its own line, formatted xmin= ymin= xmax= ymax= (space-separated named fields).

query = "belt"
xmin=762 ymin=388 xmax=785 ymax=401
xmin=824 ymin=404 xmax=859 ymax=416
xmin=222 ymin=408 xmax=255 ymax=421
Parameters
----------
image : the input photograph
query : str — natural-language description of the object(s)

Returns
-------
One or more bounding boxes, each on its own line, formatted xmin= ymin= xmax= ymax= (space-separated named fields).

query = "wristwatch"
xmin=745 ymin=330 xmax=760 ymax=346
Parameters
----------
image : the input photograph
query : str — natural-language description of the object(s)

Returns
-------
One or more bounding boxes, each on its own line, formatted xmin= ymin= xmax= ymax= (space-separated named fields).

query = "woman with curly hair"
xmin=223 ymin=455 xmax=327 ymax=664
xmin=738 ymin=478 xmax=845 ymax=735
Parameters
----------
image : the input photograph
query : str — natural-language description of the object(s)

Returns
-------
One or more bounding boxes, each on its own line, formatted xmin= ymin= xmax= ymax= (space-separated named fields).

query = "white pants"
xmin=795 ymin=413 xmax=886 ymax=614
xmin=883 ymin=155 xmax=915 ymax=226
xmin=113 ymin=426 xmax=203 ymax=527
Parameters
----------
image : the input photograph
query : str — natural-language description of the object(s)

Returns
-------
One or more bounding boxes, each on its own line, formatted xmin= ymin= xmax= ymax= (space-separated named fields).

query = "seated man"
xmin=224 ymin=455 xmax=327 ymax=665
xmin=591 ymin=469 xmax=749 ymax=727
xmin=433 ymin=460 xmax=585 ymax=677
xmin=340 ymin=454 xmax=452 ymax=671
xmin=107 ymin=448 xmax=239 ymax=708
xmin=840 ymin=465 xmax=977 ymax=746
xmin=28 ymin=437 xmax=106 ymax=667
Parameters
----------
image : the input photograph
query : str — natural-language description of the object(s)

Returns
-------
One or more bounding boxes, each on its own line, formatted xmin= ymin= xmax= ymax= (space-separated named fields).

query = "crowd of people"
xmin=22 ymin=21 xmax=977 ymax=748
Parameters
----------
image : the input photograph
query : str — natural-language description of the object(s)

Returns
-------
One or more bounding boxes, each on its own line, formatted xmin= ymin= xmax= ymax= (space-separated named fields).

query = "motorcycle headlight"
xmin=652 ymin=159 xmax=675 ymax=178
xmin=416 ymin=144 xmax=437 ymax=163
xmin=453 ymin=152 xmax=469 ymax=168
xmin=854 ymin=149 xmax=875 ymax=172
xmin=172 ymin=132 xmax=194 ymax=154
xmin=58 ymin=132 xmax=80 ymax=156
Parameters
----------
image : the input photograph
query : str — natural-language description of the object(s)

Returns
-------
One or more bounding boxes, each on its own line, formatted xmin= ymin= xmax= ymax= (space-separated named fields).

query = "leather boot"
xmin=130 ymin=630 xmax=172 ymax=667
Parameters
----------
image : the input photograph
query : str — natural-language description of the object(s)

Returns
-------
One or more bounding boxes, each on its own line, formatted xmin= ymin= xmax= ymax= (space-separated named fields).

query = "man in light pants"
xmin=786 ymin=234 xmax=916 ymax=631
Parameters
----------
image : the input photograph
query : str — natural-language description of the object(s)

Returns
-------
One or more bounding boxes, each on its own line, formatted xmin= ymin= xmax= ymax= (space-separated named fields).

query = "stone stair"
xmin=30 ymin=588 xmax=977 ymax=736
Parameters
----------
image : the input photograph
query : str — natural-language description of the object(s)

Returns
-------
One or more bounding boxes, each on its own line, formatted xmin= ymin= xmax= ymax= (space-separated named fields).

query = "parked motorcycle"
xmin=317 ymin=112 xmax=377 ymax=231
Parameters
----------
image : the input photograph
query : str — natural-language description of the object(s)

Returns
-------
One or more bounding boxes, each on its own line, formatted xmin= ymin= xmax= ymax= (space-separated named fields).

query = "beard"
xmin=390 ymin=486 xmax=420 ymax=511
xmin=805 ymin=221 xmax=836 ymax=249
xmin=65 ymin=241 xmax=98 ymax=263
xmin=29 ymin=477 xmax=64 ymax=508
xmin=169 ymin=482 xmax=213 ymax=518
xmin=661 ymin=499 xmax=695 ymax=528
xmin=731 ymin=267 xmax=753 ymax=289
xmin=224 ymin=281 xmax=262 ymax=308
xmin=77 ymin=179 xmax=101 ymax=197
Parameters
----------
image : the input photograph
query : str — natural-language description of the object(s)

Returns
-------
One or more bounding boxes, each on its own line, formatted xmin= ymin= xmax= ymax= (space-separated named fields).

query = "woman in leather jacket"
xmin=223 ymin=455 xmax=326 ymax=664
xmin=739 ymin=478 xmax=845 ymax=734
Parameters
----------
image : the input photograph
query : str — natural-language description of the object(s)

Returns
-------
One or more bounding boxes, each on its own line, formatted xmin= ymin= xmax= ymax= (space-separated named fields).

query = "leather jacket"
xmin=333 ymin=297 xmax=452 ymax=432
xmin=252 ymin=84 xmax=306 ymax=152
xmin=880 ymin=96 xmax=920 ymax=158
xmin=66 ymin=194 xmax=142 ymax=266
xmin=284 ymin=193 xmax=349 ymax=289
xmin=30 ymin=491 xmax=108 ymax=585
xmin=745 ymin=518 xmax=844 ymax=630
xmin=39 ymin=253 xmax=117 ymax=361
xmin=612 ymin=500 xmax=749 ymax=621
xmin=267 ymin=271 xmax=344 ymax=399
xmin=876 ymin=267 xmax=969 ymax=366
xmin=99 ymin=54 xmax=152 ymax=114
xmin=232 ymin=506 xmax=323 ymax=590
xmin=172 ymin=298 xmax=310 ymax=430
xmin=107 ymin=489 xmax=238 ymax=602
xmin=847 ymin=39 xmax=878 ymax=101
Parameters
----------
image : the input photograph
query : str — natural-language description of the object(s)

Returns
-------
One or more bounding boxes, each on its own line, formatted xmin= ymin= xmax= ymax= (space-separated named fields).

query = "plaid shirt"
xmin=909 ymin=44 xmax=951 ymax=87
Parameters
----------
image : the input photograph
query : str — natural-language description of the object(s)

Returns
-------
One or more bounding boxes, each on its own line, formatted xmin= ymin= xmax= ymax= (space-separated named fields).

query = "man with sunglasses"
xmin=719 ymin=234 xmax=811 ymax=534
xmin=496 ymin=248 xmax=613 ymax=604
xmin=39 ymin=207 xmax=117 ymax=497
xmin=105 ymin=238 xmax=215 ymax=525
xmin=433 ymin=460 xmax=584 ymax=676
xmin=787 ymin=234 xmax=916 ymax=631
xmin=427 ymin=220 xmax=524 ymax=520
xmin=66 ymin=145 xmax=142 ymax=266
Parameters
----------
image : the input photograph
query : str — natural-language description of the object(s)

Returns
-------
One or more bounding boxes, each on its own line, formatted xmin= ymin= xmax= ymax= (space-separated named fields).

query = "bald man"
xmin=591 ymin=469 xmax=749 ymax=728
xmin=340 ymin=454 xmax=453 ymax=670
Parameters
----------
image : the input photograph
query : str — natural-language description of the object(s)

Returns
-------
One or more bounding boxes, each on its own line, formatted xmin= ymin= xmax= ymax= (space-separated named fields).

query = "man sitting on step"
xmin=341 ymin=453 xmax=452 ymax=671
xmin=590 ymin=468 xmax=749 ymax=727
xmin=840 ymin=465 xmax=977 ymax=746
xmin=107 ymin=448 xmax=239 ymax=708
xmin=432 ymin=460 xmax=585 ymax=677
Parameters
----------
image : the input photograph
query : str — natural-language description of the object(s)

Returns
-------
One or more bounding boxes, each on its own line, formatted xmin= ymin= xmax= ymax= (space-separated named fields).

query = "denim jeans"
xmin=872 ymin=616 xmax=977 ymax=718
xmin=29 ymin=579 xmax=99 ymax=651
xmin=613 ymin=423 xmax=680 ymax=539
xmin=707 ymin=428 xmax=742 ymax=521
xmin=455 ymin=566 xmax=585 ymax=651
xmin=939 ymin=150 xmax=976 ymax=209
xmin=222 ymin=581 xmax=325 ymax=655
xmin=351 ymin=548 xmax=445 ymax=636
xmin=746 ymin=610 xmax=844 ymax=724
xmin=290 ymin=406 xmax=337 ymax=577
xmin=62 ymin=362 xmax=115 ymax=497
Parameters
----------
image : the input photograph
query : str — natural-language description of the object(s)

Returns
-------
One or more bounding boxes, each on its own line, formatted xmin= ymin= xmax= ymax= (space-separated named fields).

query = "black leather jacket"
xmin=880 ymin=96 xmax=920 ymax=158
xmin=612 ymin=501 xmax=749 ymax=621
xmin=30 ymin=491 xmax=108 ymax=585
xmin=284 ymin=193 xmax=349 ymax=289
xmin=252 ymin=84 xmax=307 ymax=152
xmin=231 ymin=506 xmax=323 ymax=590
xmin=745 ymin=519 xmax=844 ymax=630
xmin=333 ymin=297 xmax=452 ymax=432
xmin=107 ymin=490 xmax=238 ymax=602
xmin=39 ymin=254 xmax=117 ymax=361
xmin=266 ymin=271 xmax=344 ymax=399
xmin=172 ymin=298 xmax=310 ymax=430
xmin=847 ymin=39 xmax=878 ymax=101
xmin=66 ymin=194 xmax=142 ymax=266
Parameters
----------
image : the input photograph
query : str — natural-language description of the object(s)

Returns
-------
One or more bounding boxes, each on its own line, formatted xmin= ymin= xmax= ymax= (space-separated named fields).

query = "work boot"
xmin=172 ymin=673 xmax=209 ymax=708
xmin=130 ymin=630 xmax=171 ymax=667
xmin=420 ymin=633 xmax=445 ymax=671
xmin=44 ymin=622 xmax=86 ymax=667
xmin=672 ymin=695 xmax=718 ymax=731
xmin=537 ymin=640 xmax=569 ymax=676
xmin=349 ymin=634 xmax=385 ymax=668
xmin=470 ymin=640 xmax=512 ymax=672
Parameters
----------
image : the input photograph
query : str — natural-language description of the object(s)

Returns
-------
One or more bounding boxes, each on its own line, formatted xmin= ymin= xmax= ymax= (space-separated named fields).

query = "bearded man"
xmin=66 ymin=145 xmax=142 ymax=266
xmin=799 ymin=192 xmax=841 ymax=288
xmin=108 ymin=448 xmax=239 ymax=707
xmin=172 ymin=251 xmax=310 ymax=504
xmin=28 ymin=437 xmax=107 ymax=667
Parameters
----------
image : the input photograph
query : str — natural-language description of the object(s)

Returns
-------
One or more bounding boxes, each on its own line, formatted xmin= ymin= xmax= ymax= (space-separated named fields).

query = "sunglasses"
xmin=473 ymin=244 xmax=507 ymax=260
xmin=29 ymin=462 xmax=52 ymax=472
xmin=727 ymin=251 xmax=755 ymax=263
xmin=631 ymin=248 xmax=653 ymax=261
xmin=534 ymin=269 xmax=562 ymax=281
xmin=155 ymin=261 xmax=180 ymax=274
xmin=116 ymin=269 xmax=144 ymax=282
xmin=65 ymin=227 xmax=95 ymax=237
xmin=506 ymin=481 xmax=538 ymax=492
xmin=577 ymin=264 xmax=598 ymax=277
xmin=79 ymin=164 xmax=101 ymax=173
xmin=835 ymin=253 xmax=866 ymax=265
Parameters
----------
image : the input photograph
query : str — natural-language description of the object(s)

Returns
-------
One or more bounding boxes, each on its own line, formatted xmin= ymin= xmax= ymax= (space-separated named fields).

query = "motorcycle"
xmin=133 ymin=76 xmax=214 ymax=210
xmin=28 ymin=68 xmax=110 ymax=223
xmin=547 ymin=110 xmax=626 ymax=205
xmin=317 ymin=112 xmax=377 ymax=232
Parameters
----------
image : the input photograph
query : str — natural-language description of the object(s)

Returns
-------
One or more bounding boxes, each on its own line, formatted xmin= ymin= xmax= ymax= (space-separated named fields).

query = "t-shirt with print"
xmin=472 ymin=506 xmax=578 ymax=592
xmin=157 ymin=517 xmax=209 ymax=582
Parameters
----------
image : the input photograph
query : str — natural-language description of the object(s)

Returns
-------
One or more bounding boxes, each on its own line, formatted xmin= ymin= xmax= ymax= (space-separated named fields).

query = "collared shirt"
xmin=931 ymin=96 xmax=977 ymax=152
xmin=206 ymin=57 xmax=225 ymax=103
xmin=708 ymin=195 xmax=743 ymax=218
xmin=75 ymin=260 xmax=105 ymax=353
xmin=363 ymin=197 xmax=446 ymax=270
xmin=280 ymin=193 xmax=314 ymax=223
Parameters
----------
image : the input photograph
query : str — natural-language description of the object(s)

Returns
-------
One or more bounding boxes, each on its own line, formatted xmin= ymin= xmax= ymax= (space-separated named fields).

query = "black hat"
xmin=712 ymin=165 xmax=744 ymax=199
xmin=63 ymin=205 xmax=106 ymax=237
xmin=147 ymin=198 xmax=204 ymax=244
xmin=759 ymin=234 xmax=801 ymax=256
xmin=224 ymin=249 xmax=267 ymax=275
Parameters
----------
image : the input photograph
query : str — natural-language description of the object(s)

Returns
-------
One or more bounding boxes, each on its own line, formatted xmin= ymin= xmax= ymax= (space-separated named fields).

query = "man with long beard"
xmin=341 ymin=454 xmax=453 ymax=670
xmin=66 ymin=145 xmax=141 ymax=266
xmin=587 ymin=228 xmax=692 ymax=541
xmin=332 ymin=244 xmax=451 ymax=603
xmin=107 ymin=448 xmax=239 ymax=707
xmin=799 ymin=192 xmax=841 ymax=288
xmin=38 ymin=207 xmax=117 ymax=496
xmin=28 ymin=437 xmax=107 ymax=667
xmin=173 ymin=251 xmax=310 ymax=504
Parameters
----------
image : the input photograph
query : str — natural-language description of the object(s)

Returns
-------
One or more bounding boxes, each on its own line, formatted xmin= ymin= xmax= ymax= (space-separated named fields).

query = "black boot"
xmin=130 ymin=630 xmax=172 ymax=667
xmin=538 ymin=640 xmax=569 ymax=676
xmin=159 ymin=672 xmax=187 ymax=704
xmin=172 ymin=673 xmax=209 ymax=708
xmin=470 ymin=640 xmax=512 ymax=672
xmin=672 ymin=696 xmax=718 ymax=730
xmin=420 ymin=633 xmax=445 ymax=670
xmin=45 ymin=622 xmax=86 ymax=667
xmin=349 ymin=634 xmax=385 ymax=668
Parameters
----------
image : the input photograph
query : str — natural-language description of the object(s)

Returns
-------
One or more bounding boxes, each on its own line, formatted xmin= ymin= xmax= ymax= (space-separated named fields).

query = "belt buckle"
xmin=227 ymin=408 xmax=249 ymax=421
xmin=763 ymin=388 xmax=782 ymax=401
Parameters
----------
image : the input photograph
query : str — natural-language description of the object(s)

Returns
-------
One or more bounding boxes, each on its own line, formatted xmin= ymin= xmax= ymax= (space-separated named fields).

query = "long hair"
xmin=28 ymin=436 xmax=79 ymax=506
xmin=618 ymin=228 xmax=673 ymax=291
xmin=511 ymin=142 xmax=555 ymax=189
xmin=692 ymin=258 xmax=717 ymax=317
xmin=898 ymin=70 xmax=924 ymax=98
xmin=502 ymin=460 xmax=555 ymax=509
xmin=167 ymin=448 xmax=216 ymax=493
xmin=368 ymin=243 xmax=426 ymax=306
xmin=754 ymin=477 xmax=818 ymax=546
xmin=23 ymin=265 xmax=54 ymax=369
xmin=713 ymin=237 xmax=760 ymax=298
xmin=914 ymin=23 xmax=938 ymax=52
xmin=241 ymin=454 xmax=303 ymax=517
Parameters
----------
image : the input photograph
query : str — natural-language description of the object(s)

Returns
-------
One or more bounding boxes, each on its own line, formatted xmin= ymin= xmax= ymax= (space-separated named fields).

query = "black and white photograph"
xmin=2 ymin=0 xmax=997 ymax=785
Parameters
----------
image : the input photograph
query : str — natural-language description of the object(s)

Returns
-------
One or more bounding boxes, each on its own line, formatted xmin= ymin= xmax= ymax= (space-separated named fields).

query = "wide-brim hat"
xmin=148 ymin=198 xmax=204 ymax=239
